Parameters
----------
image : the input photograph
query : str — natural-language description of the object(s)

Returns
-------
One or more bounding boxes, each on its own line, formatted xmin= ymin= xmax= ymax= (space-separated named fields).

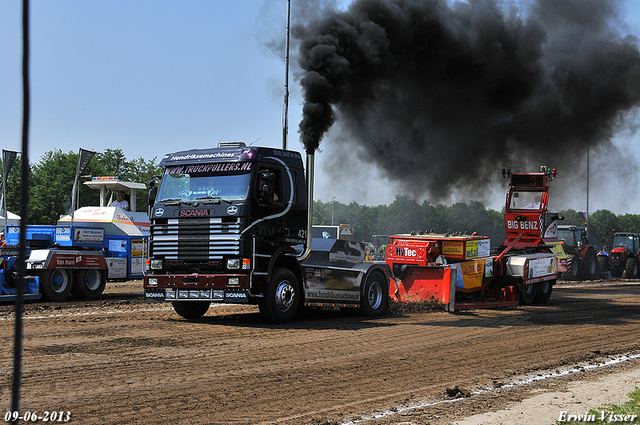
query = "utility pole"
xmin=586 ymin=141 xmax=590 ymax=233
xmin=282 ymin=0 xmax=291 ymax=150
xmin=332 ymin=195 xmax=336 ymax=226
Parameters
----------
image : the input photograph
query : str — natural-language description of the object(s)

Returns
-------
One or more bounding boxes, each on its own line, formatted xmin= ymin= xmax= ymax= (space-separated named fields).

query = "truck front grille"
xmin=151 ymin=217 xmax=242 ymax=260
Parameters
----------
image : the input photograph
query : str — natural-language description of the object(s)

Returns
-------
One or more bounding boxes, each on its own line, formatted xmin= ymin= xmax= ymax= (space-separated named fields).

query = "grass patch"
xmin=556 ymin=387 xmax=640 ymax=423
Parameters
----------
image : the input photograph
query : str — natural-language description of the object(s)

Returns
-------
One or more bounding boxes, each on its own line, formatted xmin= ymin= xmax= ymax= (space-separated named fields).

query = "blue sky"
xmin=2 ymin=0 xmax=640 ymax=214
xmin=1 ymin=1 xmax=289 ymax=161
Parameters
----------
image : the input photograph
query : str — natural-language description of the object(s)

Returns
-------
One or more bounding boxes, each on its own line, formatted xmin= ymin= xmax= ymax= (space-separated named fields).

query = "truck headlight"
xmin=150 ymin=259 xmax=163 ymax=270
xmin=147 ymin=278 xmax=158 ymax=287
xmin=26 ymin=261 xmax=44 ymax=270
xmin=227 ymin=258 xmax=250 ymax=270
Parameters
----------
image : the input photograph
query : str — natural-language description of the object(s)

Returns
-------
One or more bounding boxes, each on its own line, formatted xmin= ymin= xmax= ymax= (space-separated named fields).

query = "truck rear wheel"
xmin=259 ymin=268 xmax=299 ymax=324
xmin=581 ymin=250 xmax=597 ymax=280
xmin=172 ymin=301 xmax=211 ymax=319
xmin=40 ymin=269 xmax=72 ymax=302
xmin=361 ymin=270 xmax=388 ymax=316
xmin=518 ymin=283 xmax=537 ymax=305
xmin=563 ymin=254 xmax=579 ymax=280
xmin=624 ymin=258 xmax=638 ymax=279
xmin=72 ymin=269 xmax=107 ymax=299
xmin=533 ymin=281 xmax=553 ymax=304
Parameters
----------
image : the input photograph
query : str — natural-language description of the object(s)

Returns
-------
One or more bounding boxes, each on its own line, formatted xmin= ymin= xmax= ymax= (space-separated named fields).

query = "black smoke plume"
xmin=294 ymin=0 xmax=640 ymax=203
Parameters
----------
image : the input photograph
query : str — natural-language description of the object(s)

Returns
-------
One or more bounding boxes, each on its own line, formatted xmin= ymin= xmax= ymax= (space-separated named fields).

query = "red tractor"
xmin=599 ymin=232 xmax=640 ymax=279
xmin=556 ymin=225 xmax=598 ymax=280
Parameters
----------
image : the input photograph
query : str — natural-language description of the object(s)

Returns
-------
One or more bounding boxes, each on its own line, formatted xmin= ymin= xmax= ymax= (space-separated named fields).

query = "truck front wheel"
xmin=172 ymin=301 xmax=211 ymax=319
xmin=72 ymin=269 xmax=107 ymax=299
xmin=259 ymin=268 xmax=299 ymax=324
xmin=361 ymin=270 xmax=389 ymax=316
xmin=40 ymin=269 xmax=72 ymax=302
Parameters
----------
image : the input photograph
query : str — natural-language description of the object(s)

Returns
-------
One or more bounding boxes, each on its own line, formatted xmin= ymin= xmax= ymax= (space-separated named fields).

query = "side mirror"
xmin=148 ymin=187 xmax=157 ymax=206
xmin=148 ymin=176 xmax=160 ymax=188
xmin=148 ymin=176 xmax=160 ymax=206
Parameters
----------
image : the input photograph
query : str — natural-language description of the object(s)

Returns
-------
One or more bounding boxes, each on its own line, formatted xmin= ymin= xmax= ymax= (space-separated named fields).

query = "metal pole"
xmin=282 ymin=0 xmax=291 ymax=150
xmin=2 ymin=177 xmax=6 ymax=233
xmin=586 ymin=141 xmax=590 ymax=229
xmin=332 ymin=195 xmax=336 ymax=226
xmin=12 ymin=1 xmax=30 ymax=422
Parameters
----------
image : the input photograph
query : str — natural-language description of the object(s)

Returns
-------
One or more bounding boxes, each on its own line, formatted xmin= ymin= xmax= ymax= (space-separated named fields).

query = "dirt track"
xmin=0 ymin=279 xmax=639 ymax=425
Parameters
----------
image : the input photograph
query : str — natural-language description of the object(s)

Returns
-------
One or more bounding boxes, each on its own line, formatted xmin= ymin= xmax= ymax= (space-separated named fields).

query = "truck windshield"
xmin=156 ymin=162 xmax=252 ymax=202
xmin=510 ymin=191 xmax=543 ymax=210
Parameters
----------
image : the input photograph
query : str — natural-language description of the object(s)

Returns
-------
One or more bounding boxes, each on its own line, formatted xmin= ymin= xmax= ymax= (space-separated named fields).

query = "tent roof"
xmin=84 ymin=180 xmax=146 ymax=191
xmin=0 ymin=211 xmax=20 ymax=219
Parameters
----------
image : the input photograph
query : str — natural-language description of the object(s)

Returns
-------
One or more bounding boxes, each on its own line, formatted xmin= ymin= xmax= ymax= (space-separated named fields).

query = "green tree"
xmin=382 ymin=195 xmax=422 ymax=234
xmin=1 ymin=153 xmax=30 ymax=220
xmin=558 ymin=209 xmax=586 ymax=226
xmin=29 ymin=150 xmax=78 ymax=224
xmin=616 ymin=214 xmax=640 ymax=234
xmin=588 ymin=209 xmax=619 ymax=247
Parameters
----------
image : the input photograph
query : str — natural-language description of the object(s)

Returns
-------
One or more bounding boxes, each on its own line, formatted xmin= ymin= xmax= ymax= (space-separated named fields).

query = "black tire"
xmin=581 ymin=250 xmax=598 ymax=281
xmin=623 ymin=258 xmax=638 ymax=279
xmin=40 ymin=269 xmax=72 ymax=302
xmin=361 ymin=270 xmax=389 ymax=316
xmin=172 ymin=301 xmax=211 ymax=319
xmin=597 ymin=255 xmax=609 ymax=279
xmin=518 ymin=283 xmax=537 ymax=305
xmin=72 ymin=269 xmax=107 ymax=299
xmin=258 ymin=268 xmax=299 ymax=324
xmin=533 ymin=280 xmax=553 ymax=304
xmin=563 ymin=254 xmax=580 ymax=280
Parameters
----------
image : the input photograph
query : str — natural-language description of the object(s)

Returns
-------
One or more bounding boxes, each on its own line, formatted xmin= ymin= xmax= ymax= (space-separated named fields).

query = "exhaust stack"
xmin=297 ymin=152 xmax=314 ymax=262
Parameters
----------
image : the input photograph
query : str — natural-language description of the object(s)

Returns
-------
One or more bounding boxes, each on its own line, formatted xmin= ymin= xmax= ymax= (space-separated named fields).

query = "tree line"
xmin=314 ymin=197 xmax=640 ymax=250
xmin=2 ymin=148 xmax=639 ymax=249
xmin=2 ymin=149 xmax=162 ymax=225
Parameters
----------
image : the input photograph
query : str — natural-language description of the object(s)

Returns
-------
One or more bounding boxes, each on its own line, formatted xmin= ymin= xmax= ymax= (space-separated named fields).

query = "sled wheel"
xmin=259 ymin=268 xmax=299 ymax=324
xmin=518 ymin=283 xmax=537 ymax=305
xmin=563 ymin=254 xmax=579 ymax=280
xmin=172 ymin=301 xmax=211 ymax=319
xmin=40 ymin=269 xmax=72 ymax=302
xmin=361 ymin=270 xmax=388 ymax=316
xmin=624 ymin=258 xmax=638 ymax=279
xmin=581 ymin=250 xmax=597 ymax=280
xmin=533 ymin=280 xmax=553 ymax=304
xmin=72 ymin=269 xmax=107 ymax=299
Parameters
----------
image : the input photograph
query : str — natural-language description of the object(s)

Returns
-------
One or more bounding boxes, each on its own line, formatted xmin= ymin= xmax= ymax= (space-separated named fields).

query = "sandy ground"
xmin=454 ymin=363 xmax=640 ymax=425
xmin=0 ymin=279 xmax=638 ymax=425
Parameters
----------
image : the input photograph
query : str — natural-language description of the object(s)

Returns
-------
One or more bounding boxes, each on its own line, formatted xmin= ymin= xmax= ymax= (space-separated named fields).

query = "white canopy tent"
xmin=0 ymin=211 xmax=20 ymax=227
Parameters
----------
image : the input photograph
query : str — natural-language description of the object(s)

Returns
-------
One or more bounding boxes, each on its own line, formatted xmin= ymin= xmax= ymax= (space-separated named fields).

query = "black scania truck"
xmin=144 ymin=142 xmax=389 ymax=323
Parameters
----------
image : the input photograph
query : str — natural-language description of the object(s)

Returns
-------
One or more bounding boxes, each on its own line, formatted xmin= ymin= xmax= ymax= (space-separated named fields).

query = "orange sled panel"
xmin=390 ymin=266 xmax=456 ymax=311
